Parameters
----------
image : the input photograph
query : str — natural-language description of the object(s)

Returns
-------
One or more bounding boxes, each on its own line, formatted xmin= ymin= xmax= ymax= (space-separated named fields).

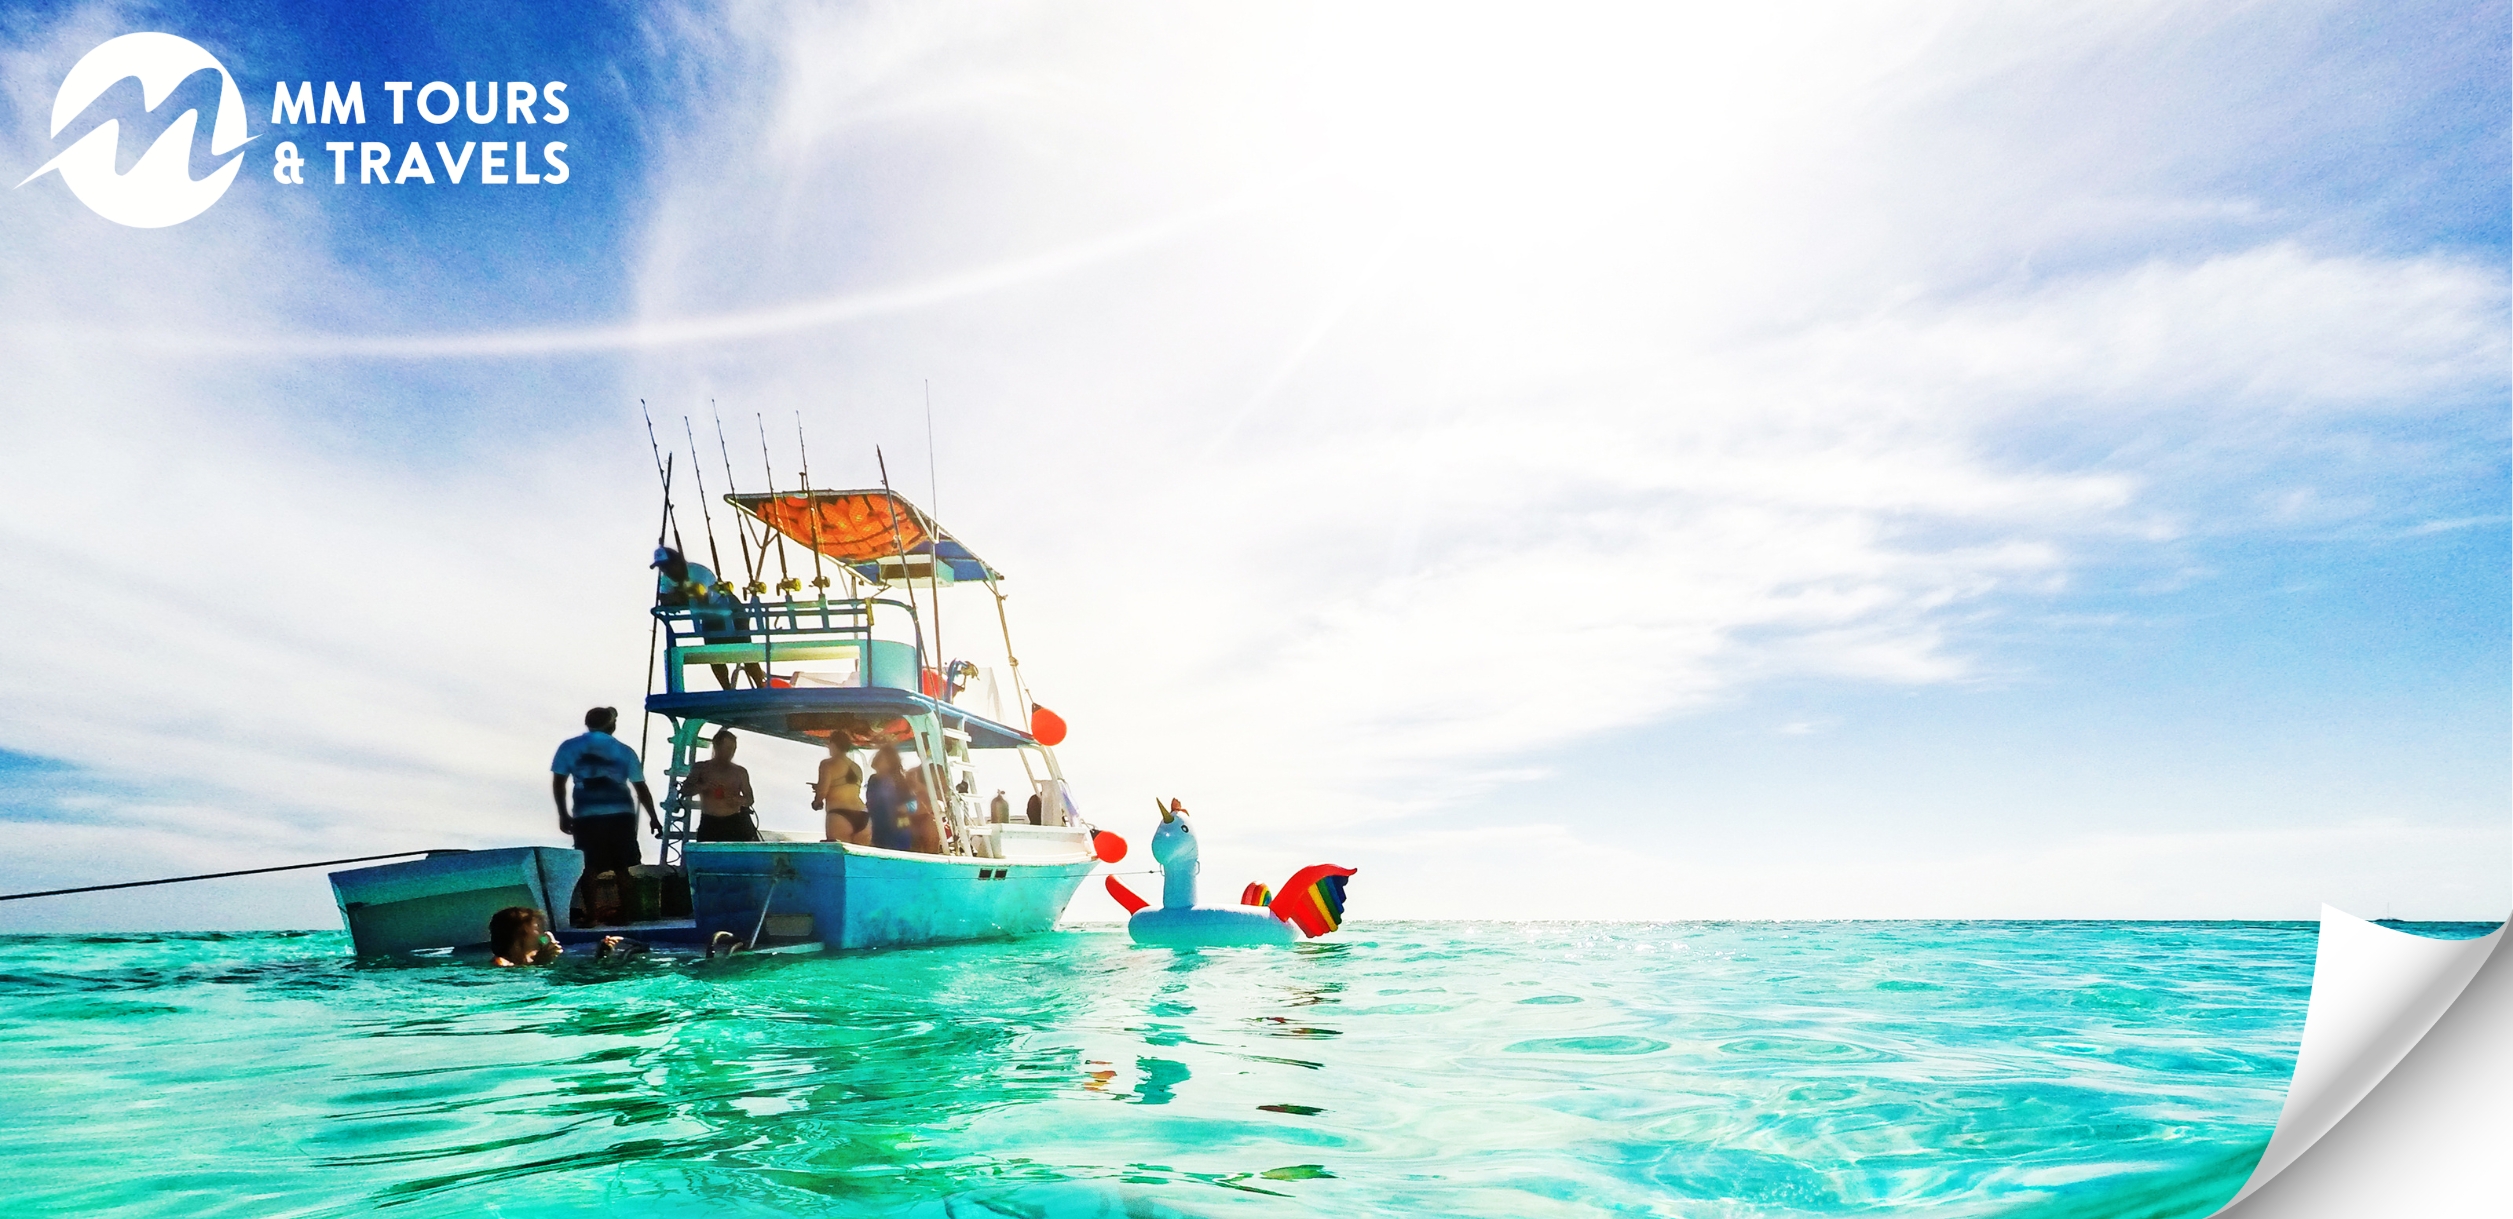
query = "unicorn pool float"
xmin=1101 ymin=799 xmax=1355 ymax=947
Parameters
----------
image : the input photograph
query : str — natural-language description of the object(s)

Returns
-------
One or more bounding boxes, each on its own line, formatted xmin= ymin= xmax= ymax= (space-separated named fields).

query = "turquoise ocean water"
xmin=2 ymin=919 xmax=2463 ymax=1218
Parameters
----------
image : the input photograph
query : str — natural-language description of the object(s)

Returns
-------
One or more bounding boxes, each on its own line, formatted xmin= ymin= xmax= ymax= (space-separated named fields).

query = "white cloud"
xmin=0 ymin=0 xmax=2499 ymax=925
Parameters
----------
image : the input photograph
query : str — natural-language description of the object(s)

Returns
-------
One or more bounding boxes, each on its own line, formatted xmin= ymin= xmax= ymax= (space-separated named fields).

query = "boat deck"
xmin=554 ymin=917 xmax=707 ymax=947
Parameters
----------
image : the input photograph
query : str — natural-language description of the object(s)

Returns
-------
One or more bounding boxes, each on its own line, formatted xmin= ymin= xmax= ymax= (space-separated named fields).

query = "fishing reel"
xmin=709 ymin=581 xmax=735 ymax=598
xmin=811 ymin=575 xmax=832 ymax=592
xmin=776 ymin=576 xmax=804 ymax=595
xmin=744 ymin=579 xmax=769 ymax=598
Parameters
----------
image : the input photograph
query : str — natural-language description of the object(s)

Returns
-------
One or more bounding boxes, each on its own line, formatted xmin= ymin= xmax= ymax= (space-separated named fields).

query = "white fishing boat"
xmin=651 ymin=483 xmax=1102 ymax=949
xmin=330 ymin=475 xmax=1104 ymax=956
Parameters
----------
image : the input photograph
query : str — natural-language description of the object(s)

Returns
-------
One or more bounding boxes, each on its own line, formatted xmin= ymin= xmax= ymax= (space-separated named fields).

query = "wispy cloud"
xmin=1 ymin=0 xmax=2501 ymax=925
xmin=2405 ymin=515 xmax=2509 ymax=536
xmin=9 ymin=185 xmax=1288 ymax=358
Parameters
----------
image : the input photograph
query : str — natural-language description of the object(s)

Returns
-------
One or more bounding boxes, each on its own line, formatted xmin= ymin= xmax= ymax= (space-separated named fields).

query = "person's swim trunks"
xmin=571 ymin=813 xmax=640 ymax=874
xmin=695 ymin=811 xmax=761 ymax=842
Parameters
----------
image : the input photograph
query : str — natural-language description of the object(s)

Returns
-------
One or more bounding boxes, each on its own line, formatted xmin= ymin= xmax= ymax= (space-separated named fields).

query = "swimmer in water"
xmin=489 ymin=906 xmax=623 ymax=965
xmin=490 ymin=906 xmax=561 ymax=965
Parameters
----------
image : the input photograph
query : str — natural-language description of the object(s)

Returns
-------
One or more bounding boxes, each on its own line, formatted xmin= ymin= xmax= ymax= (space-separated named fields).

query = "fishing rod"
xmin=711 ymin=402 xmax=767 ymax=599
xmin=756 ymin=414 xmax=800 ymax=597
xmin=795 ymin=412 xmax=831 ymax=599
xmin=640 ymin=401 xmax=681 ymax=550
xmin=0 ymin=850 xmax=463 ymax=902
xmin=639 ymin=403 xmax=680 ymax=766
xmin=681 ymin=416 xmax=733 ymax=600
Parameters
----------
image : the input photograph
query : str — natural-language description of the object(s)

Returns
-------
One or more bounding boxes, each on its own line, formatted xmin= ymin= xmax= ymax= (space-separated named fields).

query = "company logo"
xmin=18 ymin=32 xmax=250 ymax=228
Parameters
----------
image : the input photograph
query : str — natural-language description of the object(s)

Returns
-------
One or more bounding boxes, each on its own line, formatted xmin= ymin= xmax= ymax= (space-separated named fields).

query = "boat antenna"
xmin=876 ymin=443 xmax=947 ymax=850
xmin=681 ymin=416 xmax=732 ymax=599
xmin=710 ymin=401 xmax=764 ymax=598
xmin=923 ymin=381 xmax=946 ymax=683
xmin=757 ymin=413 xmax=799 ymax=597
xmin=875 ymin=445 xmax=923 ymax=658
xmin=924 ymin=381 xmax=941 ymax=527
xmin=795 ymin=411 xmax=830 ymax=598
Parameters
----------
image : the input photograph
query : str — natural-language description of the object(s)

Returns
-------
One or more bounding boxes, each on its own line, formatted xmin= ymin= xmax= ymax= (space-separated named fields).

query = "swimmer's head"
xmin=489 ymin=905 xmax=542 ymax=950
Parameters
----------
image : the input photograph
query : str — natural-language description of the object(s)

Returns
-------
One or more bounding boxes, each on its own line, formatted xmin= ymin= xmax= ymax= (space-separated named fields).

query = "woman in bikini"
xmin=813 ymin=735 xmax=871 ymax=845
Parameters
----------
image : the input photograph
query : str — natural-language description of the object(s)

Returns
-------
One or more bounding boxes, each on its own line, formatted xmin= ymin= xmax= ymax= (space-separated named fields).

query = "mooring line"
xmin=0 ymin=850 xmax=464 ymax=902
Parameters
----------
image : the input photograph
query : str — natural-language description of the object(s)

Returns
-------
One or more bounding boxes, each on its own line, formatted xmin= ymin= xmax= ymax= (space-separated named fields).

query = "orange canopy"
xmin=724 ymin=489 xmax=1000 ymax=585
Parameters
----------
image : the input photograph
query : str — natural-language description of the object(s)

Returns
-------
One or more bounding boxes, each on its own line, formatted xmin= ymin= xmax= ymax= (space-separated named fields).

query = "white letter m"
xmin=272 ymin=81 xmax=312 ymax=124
xmin=320 ymin=81 xmax=364 ymax=124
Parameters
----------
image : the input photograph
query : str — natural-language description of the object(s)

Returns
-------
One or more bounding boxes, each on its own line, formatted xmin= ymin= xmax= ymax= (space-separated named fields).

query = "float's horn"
xmin=1156 ymin=798 xmax=1174 ymax=823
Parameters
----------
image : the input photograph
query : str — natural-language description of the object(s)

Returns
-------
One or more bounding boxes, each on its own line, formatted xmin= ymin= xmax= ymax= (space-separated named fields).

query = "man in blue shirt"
xmin=550 ymin=706 xmax=662 ymax=878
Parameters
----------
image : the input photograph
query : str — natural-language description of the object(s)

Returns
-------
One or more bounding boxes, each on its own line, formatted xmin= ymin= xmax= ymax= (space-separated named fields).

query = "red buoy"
xmin=1031 ymin=703 xmax=1068 ymax=746
xmin=1092 ymin=830 xmax=1127 ymax=863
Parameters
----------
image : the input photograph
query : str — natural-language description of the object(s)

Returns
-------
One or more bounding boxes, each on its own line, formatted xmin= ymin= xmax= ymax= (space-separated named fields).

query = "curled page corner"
xmin=2217 ymin=905 xmax=2505 ymax=1213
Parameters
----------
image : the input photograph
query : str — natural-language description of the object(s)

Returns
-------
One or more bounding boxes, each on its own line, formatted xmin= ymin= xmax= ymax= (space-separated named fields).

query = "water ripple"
xmin=0 ymin=919 xmax=2376 ymax=1216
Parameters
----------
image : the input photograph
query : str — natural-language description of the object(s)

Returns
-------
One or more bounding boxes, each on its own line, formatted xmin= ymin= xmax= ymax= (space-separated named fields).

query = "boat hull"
xmin=688 ymin=839 xmax=1096 ymax=950
xmin=330 ymin=847 xmax=585 ymax=956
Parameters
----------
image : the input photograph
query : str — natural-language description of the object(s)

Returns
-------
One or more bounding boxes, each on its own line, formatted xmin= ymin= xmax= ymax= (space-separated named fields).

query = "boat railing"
xmin=652 ymin=596 xmax=927 ymax=695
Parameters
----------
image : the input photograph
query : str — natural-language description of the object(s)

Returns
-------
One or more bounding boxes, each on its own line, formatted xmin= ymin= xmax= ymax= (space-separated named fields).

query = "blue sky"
xmin=0 ymin=0 xmax=2503 ymax=929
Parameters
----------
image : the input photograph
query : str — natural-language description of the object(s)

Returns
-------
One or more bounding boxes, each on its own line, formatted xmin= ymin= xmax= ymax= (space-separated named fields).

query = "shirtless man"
xmin=812 ymin=736 xmax=870 ymax=845
xmin=686 ymin=730 xmax=759 ymax=842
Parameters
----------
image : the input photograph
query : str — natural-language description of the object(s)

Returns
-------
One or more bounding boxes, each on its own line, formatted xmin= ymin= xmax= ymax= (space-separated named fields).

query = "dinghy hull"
xmin=330 ymin=847 xmax=584 ymax=957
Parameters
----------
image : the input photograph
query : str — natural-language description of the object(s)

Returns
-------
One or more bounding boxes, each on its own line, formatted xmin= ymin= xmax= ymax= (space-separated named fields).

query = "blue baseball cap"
xmin=650 ymin=546 xmax=677 ymax=568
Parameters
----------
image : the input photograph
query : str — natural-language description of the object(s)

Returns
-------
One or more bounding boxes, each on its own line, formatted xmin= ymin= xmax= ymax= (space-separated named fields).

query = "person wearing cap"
xmin=550 ymin=706 xmax=662 ymax=881
xmin=652 ymin=545 xmax=765 ymax=690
